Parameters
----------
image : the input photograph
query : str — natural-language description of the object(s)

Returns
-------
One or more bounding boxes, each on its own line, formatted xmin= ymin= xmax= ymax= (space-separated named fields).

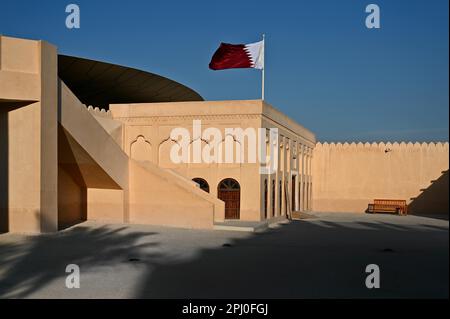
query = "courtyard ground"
xmin=0 ymin=212 xmax=448 ymax=298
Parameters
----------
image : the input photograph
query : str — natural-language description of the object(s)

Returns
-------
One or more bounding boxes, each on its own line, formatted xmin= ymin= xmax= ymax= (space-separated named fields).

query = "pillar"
xmin=0 ymin=36 xmax=58 ymax=233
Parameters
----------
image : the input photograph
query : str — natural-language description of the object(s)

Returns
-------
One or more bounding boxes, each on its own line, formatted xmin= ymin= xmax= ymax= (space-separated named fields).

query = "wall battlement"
xmin=85 ymin=105 xmax=112 ymax=118
xmin=316 ymin=141 xmax=449 ymax=149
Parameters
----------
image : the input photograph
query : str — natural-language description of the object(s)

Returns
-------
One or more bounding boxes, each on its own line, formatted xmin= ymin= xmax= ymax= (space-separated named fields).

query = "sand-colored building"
xmin=107 ymin=99 xmax=315 ymax=221
xmin=0 ymin=35 xmax=448 ymax=234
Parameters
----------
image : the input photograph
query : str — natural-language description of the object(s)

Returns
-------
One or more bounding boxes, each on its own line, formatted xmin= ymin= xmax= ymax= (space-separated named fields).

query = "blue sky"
xmin=1 ymin=0 xmax=448 ymax=142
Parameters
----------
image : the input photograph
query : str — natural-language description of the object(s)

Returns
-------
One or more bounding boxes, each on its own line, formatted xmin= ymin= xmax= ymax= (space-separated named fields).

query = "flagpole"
xmin=262 ymin=34 xmax=265 ymax=101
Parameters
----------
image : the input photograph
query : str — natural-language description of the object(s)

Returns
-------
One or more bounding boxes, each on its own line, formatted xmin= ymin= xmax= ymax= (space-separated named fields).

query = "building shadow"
xmin=134 ymin=219 xmax=449 ymax=299
xmin=409 ymin=170 xmax=449 ymax=220
xmin=0 ymin=221 xmax=158 ymax=298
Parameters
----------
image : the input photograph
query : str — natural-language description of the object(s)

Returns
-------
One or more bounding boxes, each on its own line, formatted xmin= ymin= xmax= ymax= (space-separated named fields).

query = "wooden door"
xmin=219 ymin=190 xmax=240 ymax=219
xmin=218 ymin=178 xmax=241 ymax=219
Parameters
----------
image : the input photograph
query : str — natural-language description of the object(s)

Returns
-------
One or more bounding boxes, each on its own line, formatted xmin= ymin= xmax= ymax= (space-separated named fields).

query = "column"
xmin=306 ymin=147 xmax=312 ymax=211
xmin=294 ymin=142 xmax=299 ymax=212
xmin=0 ymin=37 xmax=58 ymax=233
xmin=309 ymin=147 xmax=313 ymax=212
xmin=305 ymin=146 xmax=310 ymax=211
xmin=275 ymin=134 xmax=282 ymax=217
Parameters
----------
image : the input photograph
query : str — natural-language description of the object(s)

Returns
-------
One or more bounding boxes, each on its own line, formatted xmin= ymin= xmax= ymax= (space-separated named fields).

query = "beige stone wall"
xmin=0 ymin=36 xmax=58 ymax=233
xmin=87 ymin=188 xmax=124 ymax=223
xmin=313 ymin=142 xmax=449 ymax=215
xmin=58 ymin=165 xmax=86 ymax=229
xmin=129 ymin=160 xmax=224 ymax=229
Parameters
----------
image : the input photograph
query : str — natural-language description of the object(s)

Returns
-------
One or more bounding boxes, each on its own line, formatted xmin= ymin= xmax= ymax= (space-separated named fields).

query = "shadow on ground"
xmin=0 ymin=216 xmax=448 ymax=298
xmin=135 ymin=219 xmax=448 ymax=299
xmin=0 ymin=225 xmax=157 ymax=298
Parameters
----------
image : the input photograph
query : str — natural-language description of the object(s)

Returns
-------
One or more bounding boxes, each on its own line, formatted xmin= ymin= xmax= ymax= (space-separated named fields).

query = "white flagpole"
xmin=262 ymin=34 xmax=265 ymax=101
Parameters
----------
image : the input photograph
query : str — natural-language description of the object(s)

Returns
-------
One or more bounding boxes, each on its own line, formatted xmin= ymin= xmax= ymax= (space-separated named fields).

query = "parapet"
xmin=85 ymin=105 xmax=112 ymax=119
xmin=315 ymin=141 xmax=449 ymax=151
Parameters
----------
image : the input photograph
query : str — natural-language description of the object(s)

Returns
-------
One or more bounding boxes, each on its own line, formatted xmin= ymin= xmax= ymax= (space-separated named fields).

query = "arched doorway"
xmin=218 ymin=178 xmax=240 ymax=219
xmin=192 ymin=178 xmax=210 ymax=193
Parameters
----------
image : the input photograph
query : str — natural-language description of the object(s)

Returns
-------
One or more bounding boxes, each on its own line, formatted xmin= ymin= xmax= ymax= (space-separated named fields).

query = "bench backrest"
xmin=374 ymin=199 xmax=407 ymax=206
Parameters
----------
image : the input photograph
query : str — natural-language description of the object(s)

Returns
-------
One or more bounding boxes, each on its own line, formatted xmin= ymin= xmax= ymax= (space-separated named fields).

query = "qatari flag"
xmin=209 ymin=40 xmax=264 ymax=70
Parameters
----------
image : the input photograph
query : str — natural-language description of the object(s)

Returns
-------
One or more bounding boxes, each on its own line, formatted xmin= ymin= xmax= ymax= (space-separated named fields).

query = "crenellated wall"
xmin=85 ymin=105 xmax=112 ymax=118
xmin=312 ymin=142 xmax=449 ymax=216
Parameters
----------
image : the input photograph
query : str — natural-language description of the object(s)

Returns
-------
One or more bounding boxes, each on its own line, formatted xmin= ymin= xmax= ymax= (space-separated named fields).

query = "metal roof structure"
xmin=58 ymin=55 xmax=203 ymax=109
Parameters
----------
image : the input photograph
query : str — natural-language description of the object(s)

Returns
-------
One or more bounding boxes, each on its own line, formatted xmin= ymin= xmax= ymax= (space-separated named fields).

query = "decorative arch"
xmin=158 ymin=137 xmax=184 ymax=168
xmin=218 ymin=134 xmax=243 ymax=165
xmin=130 ymin=135 xmax=152 ymax=162
xmin=188 ymin=138 xmax=210 ymax=164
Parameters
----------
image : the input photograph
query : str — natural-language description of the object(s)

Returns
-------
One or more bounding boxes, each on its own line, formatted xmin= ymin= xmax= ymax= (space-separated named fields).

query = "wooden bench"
xmin=367 ymin=199 xmax=408 ymax=216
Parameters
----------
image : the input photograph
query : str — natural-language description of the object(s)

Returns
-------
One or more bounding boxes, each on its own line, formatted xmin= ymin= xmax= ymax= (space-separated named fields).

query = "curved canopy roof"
xmin=58 ymin=55 xmax=203 ymax=109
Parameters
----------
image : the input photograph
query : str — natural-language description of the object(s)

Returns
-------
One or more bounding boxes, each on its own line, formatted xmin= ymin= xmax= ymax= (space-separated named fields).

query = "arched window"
xmin=192 ymin=178 xmax=209 ymax=193
xmin=218 ymin=178 xmax=241 ymax=219
xmin=218 ymin=178 xmax=240 ymax=191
